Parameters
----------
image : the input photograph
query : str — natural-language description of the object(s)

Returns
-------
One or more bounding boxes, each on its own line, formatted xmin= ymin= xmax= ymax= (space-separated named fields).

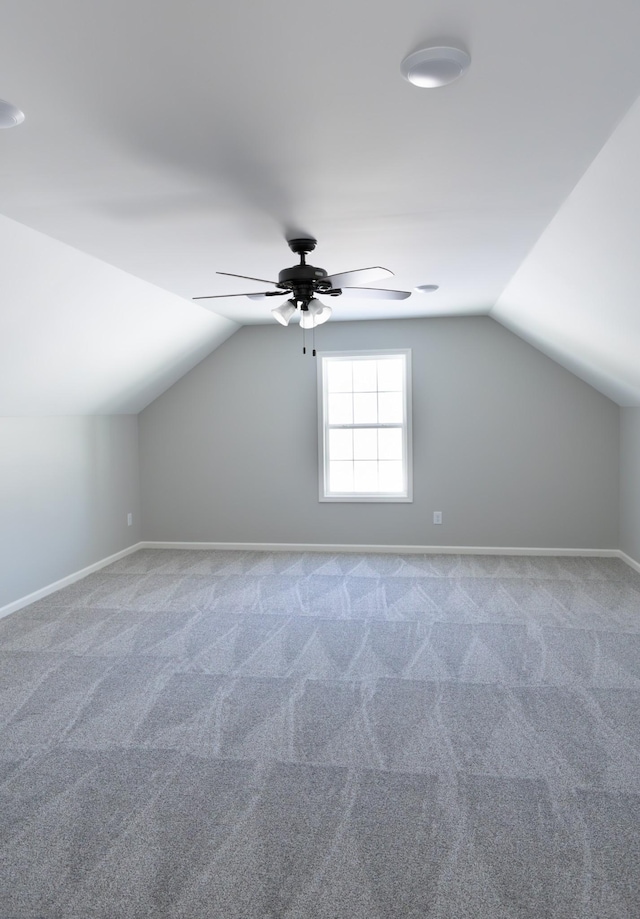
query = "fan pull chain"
xmin=312 ymin=324 xmax=316 ymax=357
xmin=302 ymin=320 xmax=306 ymax=354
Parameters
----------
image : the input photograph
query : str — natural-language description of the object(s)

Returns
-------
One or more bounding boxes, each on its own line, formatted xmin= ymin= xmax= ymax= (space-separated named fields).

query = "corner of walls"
xmin=620 ymin=406 xmax=640 ymax=566
xmin=0 ymin=415 xmax=142 ymax=609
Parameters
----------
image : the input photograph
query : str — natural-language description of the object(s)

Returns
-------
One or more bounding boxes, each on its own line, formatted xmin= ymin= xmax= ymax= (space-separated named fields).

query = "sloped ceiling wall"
xmin=492 ymin=96 xmax=640 ymax=407
xmin=0 ymin=215 xmax=238 ymax=414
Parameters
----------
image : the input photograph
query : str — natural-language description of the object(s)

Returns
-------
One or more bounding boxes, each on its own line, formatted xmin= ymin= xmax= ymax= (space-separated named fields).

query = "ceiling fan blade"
xmin=339 ymin=287 xmax=412 ymax=300
xmin=216 ymin=271 xmax=278 ymax=285
xmin=193 ymin=291 xmax=273 ymax=300
xmin=325 ymin=266 xmax=394 ymax=287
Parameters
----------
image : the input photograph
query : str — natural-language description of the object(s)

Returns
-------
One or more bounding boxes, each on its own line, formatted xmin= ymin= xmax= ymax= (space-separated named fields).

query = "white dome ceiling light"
xmin=400 ymin=46 xmax=470 ymax=88
xmin=0 ymin=99 xmax=25 ymax=128
xmin=415 ymin=284 xmax=440 ymax=293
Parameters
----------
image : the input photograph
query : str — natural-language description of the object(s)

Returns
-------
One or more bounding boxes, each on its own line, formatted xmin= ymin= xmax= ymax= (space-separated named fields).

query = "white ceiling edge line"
xmin=97 ymin=319 xmax=240 ymax=415
xmin=488 ymin=310 xmax=640 ymax=406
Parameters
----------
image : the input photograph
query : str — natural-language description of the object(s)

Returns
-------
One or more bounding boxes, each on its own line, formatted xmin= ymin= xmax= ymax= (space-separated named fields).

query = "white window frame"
xmin=317 ymin=349 xmax=413 ymax=503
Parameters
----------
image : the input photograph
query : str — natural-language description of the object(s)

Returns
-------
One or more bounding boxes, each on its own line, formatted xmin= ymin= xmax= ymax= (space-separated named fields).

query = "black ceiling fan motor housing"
xmin=279 ymin=238 xmax=335 ymax=298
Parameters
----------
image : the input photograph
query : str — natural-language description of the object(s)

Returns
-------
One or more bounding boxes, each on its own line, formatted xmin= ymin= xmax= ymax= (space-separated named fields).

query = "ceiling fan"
xmin=193 ymin=237 xmax=411 ymax=329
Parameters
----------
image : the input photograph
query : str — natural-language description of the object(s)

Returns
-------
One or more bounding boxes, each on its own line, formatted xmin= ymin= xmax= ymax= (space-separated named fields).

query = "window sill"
xmin=319 ymin=494 xmax=413 ymax=503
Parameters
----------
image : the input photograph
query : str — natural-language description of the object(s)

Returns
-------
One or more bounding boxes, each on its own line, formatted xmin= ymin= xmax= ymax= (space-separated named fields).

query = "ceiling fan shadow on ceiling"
xmin=193 ymin=237 xmax=412 ymax=351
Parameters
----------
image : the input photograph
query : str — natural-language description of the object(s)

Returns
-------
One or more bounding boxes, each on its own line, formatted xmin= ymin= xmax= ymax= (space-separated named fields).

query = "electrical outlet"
xmin=433 ymin=511 xmax=442 ymax=524
xmin=127 ymin=513 xmax=133 ymax=526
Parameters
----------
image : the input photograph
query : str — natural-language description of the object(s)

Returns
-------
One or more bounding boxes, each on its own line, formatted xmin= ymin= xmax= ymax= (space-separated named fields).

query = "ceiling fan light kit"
xmin=400 ymin=46 xmax=470 ymax=88
xmin=0 ymin=98 xmax=25 ymax=128
xmin=194 ymin=237 xmax=411 ymax=350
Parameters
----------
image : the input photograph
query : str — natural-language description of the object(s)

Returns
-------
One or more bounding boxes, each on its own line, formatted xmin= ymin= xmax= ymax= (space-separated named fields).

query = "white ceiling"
xmin=1 ymin=0 xmax=640 ymax=411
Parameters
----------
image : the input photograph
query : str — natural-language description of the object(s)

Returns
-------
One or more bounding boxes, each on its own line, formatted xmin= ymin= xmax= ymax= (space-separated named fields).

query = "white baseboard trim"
xmin=0 ymin=542 xmax=144 ymax=620
xmin=140 ymin=540 xmax=621 ymax=558
xmin=143 ymin=542 xmax=640 ymax=573
xmin=619 ymin=551 xmax=640 ymax=575
xmin=3 ymin=541 xmax=638 ymax=620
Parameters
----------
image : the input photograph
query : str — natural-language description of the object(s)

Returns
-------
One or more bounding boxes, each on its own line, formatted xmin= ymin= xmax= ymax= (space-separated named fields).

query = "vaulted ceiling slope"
xmin=1 ymin=0 xmax=640 ymax=414
xmin=0 ymin=216 xmax=238 ymax=414
xmin=492 ymin=95 xmax=640 ymax=407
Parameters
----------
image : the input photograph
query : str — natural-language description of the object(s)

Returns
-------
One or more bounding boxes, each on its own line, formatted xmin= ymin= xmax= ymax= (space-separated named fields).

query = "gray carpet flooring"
xmin=1 ymin=549 xmax=640 ymax=918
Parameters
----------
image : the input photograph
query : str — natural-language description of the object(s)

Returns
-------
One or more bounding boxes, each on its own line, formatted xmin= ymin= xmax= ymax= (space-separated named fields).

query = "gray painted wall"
xmin=620 ymin=407 xmax=640 ymax=563
xmin=0 ymin=416 xmax=140 ymax=608
xmin=139 ymin=317 xmax=619 ymax=550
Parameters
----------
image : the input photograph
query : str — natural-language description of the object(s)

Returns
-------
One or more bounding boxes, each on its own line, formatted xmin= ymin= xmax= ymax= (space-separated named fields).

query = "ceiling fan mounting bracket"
xmin=287 ymin=237 xmax=317 ymax=257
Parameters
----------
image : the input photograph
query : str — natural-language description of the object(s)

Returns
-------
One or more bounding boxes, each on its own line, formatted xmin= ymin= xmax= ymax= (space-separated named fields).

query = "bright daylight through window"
xmin=318 ymin=350 xmax=412 ymax=502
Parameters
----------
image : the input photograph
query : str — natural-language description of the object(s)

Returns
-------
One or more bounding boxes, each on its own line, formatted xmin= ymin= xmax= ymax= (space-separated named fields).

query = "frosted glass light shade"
xmin=271 ymin=300 xmax=297 ymax=326
xmin=315 ymin=304 xmax=332 ymax=325
xmin=300 ymin=300 xmax=332 ymax=328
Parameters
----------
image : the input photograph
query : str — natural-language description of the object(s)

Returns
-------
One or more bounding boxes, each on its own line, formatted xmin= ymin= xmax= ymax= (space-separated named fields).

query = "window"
xmin=317 ymin=350 xmax=412 ymax=502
